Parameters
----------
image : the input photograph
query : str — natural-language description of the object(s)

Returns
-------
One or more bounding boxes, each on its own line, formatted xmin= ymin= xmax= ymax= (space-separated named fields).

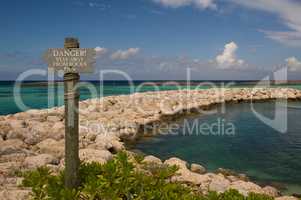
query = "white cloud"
xmin=111 ymin=48 xmax=140 ymax=60
xmin=95 ymin=47 xmax=108 ymax=56
xmin=286 ymin=57 xmax=301 ymax=71
xmin=215 ymin=42 xmax=245 ymax=69
xmin=260 ymin=30 xmax=301 ymax=47
xmin=152 ymin=0 xmax=217 ymax=10
xmin=230 ymin=0 xmax=301 ymax=47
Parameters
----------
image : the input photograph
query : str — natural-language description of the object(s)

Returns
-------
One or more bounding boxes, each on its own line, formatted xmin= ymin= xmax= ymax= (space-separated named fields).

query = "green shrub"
xmin=22 ymin=152 xmax=275 ymax=200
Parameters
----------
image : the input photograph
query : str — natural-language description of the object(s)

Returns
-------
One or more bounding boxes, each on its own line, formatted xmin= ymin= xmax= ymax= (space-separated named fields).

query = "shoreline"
xmin=129 ymin=100 xmax=301 ymax=195
xmin=1 ymin=87 xmax=301 ymax=199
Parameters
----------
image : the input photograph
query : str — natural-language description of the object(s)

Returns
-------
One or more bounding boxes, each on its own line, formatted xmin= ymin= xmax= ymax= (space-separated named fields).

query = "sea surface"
xmin=0 ymin=81 xmax=301 ymax=194
xmin=136 ymin=101 xmax=301 ymax=195
xmin=1 ymin=80 xmax=301 ymax=115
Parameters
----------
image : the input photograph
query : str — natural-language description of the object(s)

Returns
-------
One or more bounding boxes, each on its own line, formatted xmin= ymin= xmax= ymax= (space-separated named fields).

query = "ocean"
xmin=136 ymin=101 xmax=301 ymax=195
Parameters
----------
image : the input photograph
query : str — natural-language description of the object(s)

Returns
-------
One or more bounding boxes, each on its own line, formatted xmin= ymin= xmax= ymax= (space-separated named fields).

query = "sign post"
xmin=44 ymin=38 xmax=96 ymax=188
xmin=64 ymin=38 xmax=80 ymax=188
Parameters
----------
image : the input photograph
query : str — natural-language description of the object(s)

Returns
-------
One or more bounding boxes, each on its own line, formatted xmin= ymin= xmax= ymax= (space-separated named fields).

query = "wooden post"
xmin=64 ymin=38 xmax=80 ymax=188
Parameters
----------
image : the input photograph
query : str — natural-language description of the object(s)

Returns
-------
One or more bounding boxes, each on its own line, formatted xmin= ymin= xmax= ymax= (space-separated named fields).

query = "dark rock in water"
xmin=130 ymin=149 xmax=146 ymax=156
xmin=265 ymin=182 xmax=287 ymax=192
xmin=292 ymin=194 xmax=301 ymax=198
xmin=215 ymin=168 xmax=249 ymax=181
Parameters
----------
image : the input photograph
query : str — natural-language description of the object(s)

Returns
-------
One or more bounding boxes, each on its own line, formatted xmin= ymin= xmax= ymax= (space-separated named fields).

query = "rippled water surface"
xmin=136 ymin=101 xmax=301 ymax=194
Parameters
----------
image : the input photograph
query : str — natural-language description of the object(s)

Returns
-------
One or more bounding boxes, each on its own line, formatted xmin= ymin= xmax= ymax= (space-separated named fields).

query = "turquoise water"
xmin=0 ymin=81 xmax=211 ymax=115
xmin=1 ymin=81 xmax=301 ymax=115
xmin=136 ymin=101 xmax=301 ymax=195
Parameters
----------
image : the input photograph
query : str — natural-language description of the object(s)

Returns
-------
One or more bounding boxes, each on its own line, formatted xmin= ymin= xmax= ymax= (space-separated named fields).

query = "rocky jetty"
xmin=0 ymin=88 xmax=301 ymax=200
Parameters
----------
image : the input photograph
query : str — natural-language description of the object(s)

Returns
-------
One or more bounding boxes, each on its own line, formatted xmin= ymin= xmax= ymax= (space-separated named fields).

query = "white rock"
xmin=142 ymin=155 xmax=162 ymax=165
xmin=275 ymin=196 xmax=299 ymax=200
xmin=26 ymin=109 xmax=43 ymax=116
xmin=8 ymin=120 xmax=26 ymax=129
xmin=229 ymin=180 xmax=263 ymax=196
xmin=47 ymin=115 xmax=61 ymax=122
xmin=36 ymin=139 xmax=64 ymax=158
xmin=0 ymin=189 xmax=30 ymax=200
xmin=164 ymin=157 xmax=187 ymax=170
xmin=191 ymin=163 xmax=206 ymax=174
xmin=226 ymin=175 xmax=239 ymax=182
xmin=171 ymin=168 xmax=210 ymax=186
xmin=24 ymin=131 xmax=40 ymax=145
xmin=50 ymin=122 xmax=65 ymax=140
xmin=0 ymin=162 xmax=22 ymax=175
xmin=209 ymin=174 xmax=231 ymax=193
xmin=93 ymin=134 xmax=125 ymax=152
xmin=23 ymin=154 xmax=58 ymax=169
xmin=0 ymin=139 xmax=27 ymax=155
xmin=262 ymin=186 xmax=279 ymax=197
xmin=6 ymin=127 xmax=30 ymax=140
xmin=79 ymin=149 xmax=113 ymax=164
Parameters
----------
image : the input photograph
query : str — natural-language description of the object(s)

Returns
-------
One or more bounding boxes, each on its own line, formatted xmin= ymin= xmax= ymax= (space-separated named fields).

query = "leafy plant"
xmin=22 ymin=152 xmax=275 ymax=200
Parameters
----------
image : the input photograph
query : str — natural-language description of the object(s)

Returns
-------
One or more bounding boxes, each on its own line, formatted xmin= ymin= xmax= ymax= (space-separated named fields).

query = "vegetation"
xmin=22 ymin=152 xmax=275 ymax=200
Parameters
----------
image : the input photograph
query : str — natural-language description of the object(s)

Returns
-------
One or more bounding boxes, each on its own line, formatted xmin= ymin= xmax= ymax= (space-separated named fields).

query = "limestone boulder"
xmin=229 ymin=180 xmax=263 ymax=196
xmin=92 ymin=134 xmax=125 ymax=152
xmin=47 ymin=115 xmax=62 ymax=123
xmin=36 ymin=139 xmax=64 ymax=158
xmin=0 ymin=162 xmax=22 ymax=175
xmin=171 ymin=168 xmax=208 ymax=186
xmin=275 ymin=196 xmax=299 ymax=200
xmin=262 ymin=186 xmax=280 ymax=197
xmin=8 ymin=120 xmax=26 ymax=129
xmin=142 ymin=155 xmax=162 ymax=165
xmin=190 ymin=163 xmax=206 ymax=174
xmin=164 ymin=157 xmax=188 ymax=170
xmin=6 ymin=128 xmax=29 ymax=140
xmin=226 ymin=175 xmax=240 ymax=182
xmin=79 ymin=149 xmax=113 ymax=164
xmin=0 ymin=189 xmax=31 ymax=200
xmin=0 ymin=150 xmax=33 ymax=163
xmin=24 ymin=132 xmax=40 ymax=145
xmin=209 ymin=174 xmax=231 ymax=193
xmin=23 ymin=154 xmax=59 ymax=169
xmin=26 ymin=109 xmax=44 ymax=117
xmin=50 ymin=122 xmax=64 ymax=140
xmin=0 ymin=139 xmax=27 ymax=155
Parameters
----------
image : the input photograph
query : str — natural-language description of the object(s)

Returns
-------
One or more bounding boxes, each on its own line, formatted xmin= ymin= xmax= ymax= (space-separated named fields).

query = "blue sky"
xmin=0 ymin=0 xmax=301 ymax=80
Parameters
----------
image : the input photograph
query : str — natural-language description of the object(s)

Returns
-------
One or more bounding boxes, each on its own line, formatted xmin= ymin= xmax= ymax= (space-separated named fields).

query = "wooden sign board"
xmin=44 ymin=48 xmax=96 ymax=73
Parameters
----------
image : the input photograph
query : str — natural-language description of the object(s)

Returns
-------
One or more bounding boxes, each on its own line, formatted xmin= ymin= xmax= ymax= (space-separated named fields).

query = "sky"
xmin=1 ymin=0 xmax=301 ymax=80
